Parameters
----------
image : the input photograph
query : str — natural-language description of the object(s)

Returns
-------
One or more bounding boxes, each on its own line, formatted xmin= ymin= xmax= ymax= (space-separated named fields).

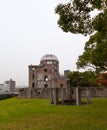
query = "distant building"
xmin=0 ymin=83 xmax=10 ymax=93
xmin=64 ymin=70 xmax=71 ymax=77
xmin=0 ymin=79 xmax=16 ymax=94
xmin=5 ymin=79 xmax=16 ymax=92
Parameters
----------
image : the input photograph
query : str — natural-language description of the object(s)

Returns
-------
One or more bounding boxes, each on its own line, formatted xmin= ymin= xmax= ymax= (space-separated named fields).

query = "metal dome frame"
xmin=40 ymin=54 xmax=59 ymax=62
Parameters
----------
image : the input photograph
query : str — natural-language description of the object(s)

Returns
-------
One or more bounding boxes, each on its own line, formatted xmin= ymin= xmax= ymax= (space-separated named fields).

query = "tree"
xmin=96 ymin=73 xmax=107 ymax=87
xmin=77 ymin=10 xmax=107 ymax=72
xmin=55 ymin=0 xmax=107 ymax=72
xmin=67 ymin=71 xmax=96 ymax=87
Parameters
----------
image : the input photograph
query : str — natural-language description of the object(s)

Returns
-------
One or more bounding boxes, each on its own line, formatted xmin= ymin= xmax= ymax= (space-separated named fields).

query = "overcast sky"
xmin=0 ymin=0 xmax=89 ymax=86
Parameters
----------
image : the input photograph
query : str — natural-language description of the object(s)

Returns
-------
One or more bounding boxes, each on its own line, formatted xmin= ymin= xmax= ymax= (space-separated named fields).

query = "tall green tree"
xmin=55 ymin=0 xmax=107 ymax=72
xmin=67 ymin=71 xmax=96 ymax=87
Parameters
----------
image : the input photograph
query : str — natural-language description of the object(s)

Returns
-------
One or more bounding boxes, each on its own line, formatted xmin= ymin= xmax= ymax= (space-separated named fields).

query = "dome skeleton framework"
xmin=40 ymin=54 xmax=59 ymax=62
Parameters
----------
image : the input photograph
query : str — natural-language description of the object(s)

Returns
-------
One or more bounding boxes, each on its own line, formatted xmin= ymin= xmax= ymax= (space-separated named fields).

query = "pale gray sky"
xmin=0 ymin=0 xmax=89 ymax=86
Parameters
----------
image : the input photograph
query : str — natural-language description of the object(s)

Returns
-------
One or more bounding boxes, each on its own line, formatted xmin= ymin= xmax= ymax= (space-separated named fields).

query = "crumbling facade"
xmin=19 ymin=54 xmax=67 ymax=98
xmin=29 ymin=54 xmax=67 ymax=89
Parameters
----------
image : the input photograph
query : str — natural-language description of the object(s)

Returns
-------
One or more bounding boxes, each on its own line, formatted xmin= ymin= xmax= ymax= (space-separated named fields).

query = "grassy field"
xmin=0 ymin=98 xmax=107 ymax=130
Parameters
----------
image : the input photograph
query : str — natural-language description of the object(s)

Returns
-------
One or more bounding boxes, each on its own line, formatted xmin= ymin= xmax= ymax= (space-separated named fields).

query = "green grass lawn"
xmin=0 ymin=98 xmax=107 ymax=130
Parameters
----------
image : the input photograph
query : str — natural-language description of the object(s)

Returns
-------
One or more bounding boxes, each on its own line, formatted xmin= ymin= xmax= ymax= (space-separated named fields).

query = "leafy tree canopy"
xmin=77 ymin=9 xmax=107 ymax=72
xmin=55 ymin=0 xmax=107 ymax=72
xmin=67 ymin=71 xmax=96 ymax=87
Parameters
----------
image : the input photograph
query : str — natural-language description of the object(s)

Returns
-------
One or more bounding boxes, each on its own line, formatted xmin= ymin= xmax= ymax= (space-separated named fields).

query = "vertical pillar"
xmin=76 ymin=86 xmax=81 ymax=105
xmin=27 ymin=87 xmax=32 ymax=98
xmin=49 ymin=88 xmax=54 ymax=104
xmin=53 ymin=88 xmax=59 ymax=105
xmin=66 ymin=79 xmax=71 ymax=99
xmin=87 ymin=87 xmax=91 ymax=103
xmin=103 ymin=87 xmax=107 ymax=98
xmin=61 ymin=88 xmax=65 ymax=100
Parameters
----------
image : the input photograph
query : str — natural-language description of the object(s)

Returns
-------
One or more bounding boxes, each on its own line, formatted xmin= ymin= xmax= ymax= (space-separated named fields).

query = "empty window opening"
xmin=32 ymin=82 xmax=35 ymax=88
xmin=54 ymin=69 xmax=58 ymax=73
xmin=32 ymin=74 xmax=35 ymax=79
xmin=44 ymin=76 xmax=48 ymax=81
xmin=60 ymin=84 xmax=63 ymax=87
xmin=44 ymin=84 xmax=48 ymax=88
xmin=44 ymin=69 xmax=47 ymax=72
xmin=32 ymin=68 xmax=35 ymax=71
xmin=72 ymin=89 xmax=74 ymax=94
xmin=47 ymin=61 xmax=52 ymax=64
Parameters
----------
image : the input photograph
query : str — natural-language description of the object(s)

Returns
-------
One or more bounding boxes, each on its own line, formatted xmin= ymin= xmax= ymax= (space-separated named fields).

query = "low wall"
xmin=18 ymin=87 xmax=107 ymax=99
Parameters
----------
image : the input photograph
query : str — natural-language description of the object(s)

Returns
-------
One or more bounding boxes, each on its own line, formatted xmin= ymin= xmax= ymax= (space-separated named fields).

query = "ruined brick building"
xmin=29 ymin=54 xmax=66 ymax=89
xmin=19 ymin=54 xmax=67 ymax=98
